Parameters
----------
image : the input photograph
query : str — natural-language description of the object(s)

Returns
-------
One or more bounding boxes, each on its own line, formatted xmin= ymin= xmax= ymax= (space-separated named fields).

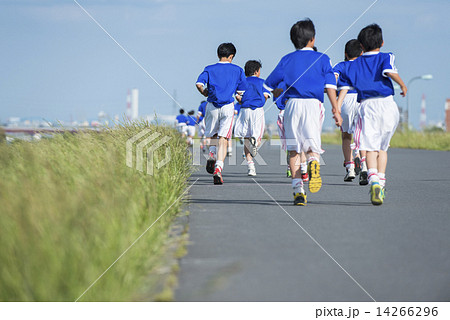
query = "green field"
xmin=0 ymin=122 xmax=191 ymax=301
xmin=321 ymin=130 xmax=450 ymax=151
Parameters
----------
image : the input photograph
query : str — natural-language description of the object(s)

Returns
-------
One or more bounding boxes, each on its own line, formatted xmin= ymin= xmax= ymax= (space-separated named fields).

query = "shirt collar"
xmin=362 ymin=51 xmax=380 ymax=56
xmin=299 ymin=47 xmax=314 ymax=51
xmin=218 ymin=61 xmax=231 ymax=64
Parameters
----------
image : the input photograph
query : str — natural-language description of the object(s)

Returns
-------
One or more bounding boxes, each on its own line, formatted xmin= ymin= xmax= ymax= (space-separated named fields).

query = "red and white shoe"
xmin=301 ymin=171 xmax=309 ymax=182
xmin=213 ymin=167 xmax=223 ymax=185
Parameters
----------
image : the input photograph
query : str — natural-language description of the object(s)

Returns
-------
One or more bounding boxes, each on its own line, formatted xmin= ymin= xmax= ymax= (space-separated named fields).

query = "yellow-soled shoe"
xmin=370 ymin=183 xmax=383 ymax=205
xmin=308 ymin=160 xmax=322 ymax=193
xmin=294 ymin=192 xmax=307 ymax=206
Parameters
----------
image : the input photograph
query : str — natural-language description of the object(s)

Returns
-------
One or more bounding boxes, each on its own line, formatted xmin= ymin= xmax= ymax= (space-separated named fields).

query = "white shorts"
xmin=277 ymin=109 xmax=286 ymax=150
xmin=354 ymin=95 xmax=399 ymax=152
xmin=204 ymin=102 xmax=235 ymax=138
xmin=233 ymin=108 xmax=265 ymax=141
xmin=284 ymin=98 xmax=325 ymax=154
xmin=186 ymin=125 xmax=196 ymax=137
xmin=176 ymin=123 xmax=187 ymax=134
xmin=340 ymin=93 xmax=359 ymax=134
xmin=198 ymin=119 xmax=206 ymax=137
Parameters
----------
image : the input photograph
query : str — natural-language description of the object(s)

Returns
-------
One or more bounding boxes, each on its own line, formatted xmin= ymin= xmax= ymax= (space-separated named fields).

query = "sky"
xmin=0 ymin=0 xmax=449 ymax=129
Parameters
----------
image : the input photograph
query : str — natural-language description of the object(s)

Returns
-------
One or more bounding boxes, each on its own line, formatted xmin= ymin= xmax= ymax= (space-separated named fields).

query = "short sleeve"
xmin=324 ymin=57 xmax=337 ymax=89
xmin=196 ymin=69 xmax=208 ymax=86
xmin=382 ymin=53 xmax=398 ymax=77
xmin=236 ymin=68 xmax=247 ymax=94
xmin=333 ymin=62 xmax=344 ymax=78
xmin=264 ymin=58 xmax=285 ymax=91
xmin=262 ymin=81 xmax=271 ymax=98
xmin=337 ymin=71 xmax=354 ymax=91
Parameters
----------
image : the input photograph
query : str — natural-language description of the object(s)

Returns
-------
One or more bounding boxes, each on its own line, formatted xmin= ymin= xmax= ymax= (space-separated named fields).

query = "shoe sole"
xmin=294 ymin=196 xmax=307 ymax=206
xmin=213 ymin=174 xmax=223 ymax=185
xmin=308 ymin=161 xmax=322 ymax=193
xmin=359 ymin=172 xmax=368 ymax=185
xmin=248 ymin=172 xmax=256 ymax=176
xmin=206 ymin=159 xmax=216 ymax=174
xmin=371 ymin=185 xmax=383 ymax=205
xmin=249 ymin=137 xmax=257 ymax=157
xmin=344 ymin=175 xmax=356 ymax=182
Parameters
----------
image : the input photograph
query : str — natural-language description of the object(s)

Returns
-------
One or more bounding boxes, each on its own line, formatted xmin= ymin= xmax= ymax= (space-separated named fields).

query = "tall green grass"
xmin=0 ymin=122 xmax=191 ymax=301
xmin=321 ymin=130 xmax=450 ymax=151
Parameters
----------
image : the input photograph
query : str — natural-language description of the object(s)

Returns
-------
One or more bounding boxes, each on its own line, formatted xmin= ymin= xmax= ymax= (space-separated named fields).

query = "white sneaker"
xmin=344 ymin=167 xmax=356 ymax=181
xmin=227 ymin=147 xmax=233 ymax=157
xmin=248 ymin=166 xmax=256 ymax=176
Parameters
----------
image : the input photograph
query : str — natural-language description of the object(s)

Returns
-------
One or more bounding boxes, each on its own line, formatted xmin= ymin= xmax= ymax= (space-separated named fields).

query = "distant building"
xmin=446 ymin=99 xmax=450 ymax=132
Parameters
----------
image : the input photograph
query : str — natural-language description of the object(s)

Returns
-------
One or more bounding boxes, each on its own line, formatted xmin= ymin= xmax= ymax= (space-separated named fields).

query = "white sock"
xmin=308 ymin=156 xmax=319 ymax=164
xmin=345 ymin=161 xmax=355 ymax=170
xmin=378 ymin=172 xmax=386 ymax=188
xmin=300 ymin=162 xmax=307 ymax=173
xmin=361 ymin=157 xmax=367 ymax=171
xmin=247 ymin=159 xmax=254 ymax=167
xmin=292 ymin=178 xmax=304 ymax=194
xmin=215 ymin=160 xmax=223 ymax=171
xmin=368 ymin=168 xmax=379 ymax=184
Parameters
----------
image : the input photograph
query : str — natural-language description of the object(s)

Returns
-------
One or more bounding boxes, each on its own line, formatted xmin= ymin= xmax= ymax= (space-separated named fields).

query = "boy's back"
xmin=196 ymin=62 xmax=246 ymax=108
xmin=340 ymin=51 xmax=396 ymax=102
xmin=265 ymin=48 xmax=336 ymax=102
xmin=241 ymin=76 xmax=270 ymax=110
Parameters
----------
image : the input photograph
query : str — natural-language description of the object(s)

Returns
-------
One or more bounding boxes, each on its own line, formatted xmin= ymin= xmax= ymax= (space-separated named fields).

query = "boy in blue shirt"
xmin=265 ymin=19 xmax=342 ymax=206
xmin=338 ymin=24 xmax=407 ymax=205
xmin=196 ymin=100 xmax=208 ymax=152
xmin=175 ymin=109 xmax=188 ymax=137
xmin=186 ymin=110 xmax=197 ymax=146
xmin=234 ymin=60 xmax=271 ymax=176
xmin=196 ymin=43 xmax=246 ymax=184
xmin=333 ymin=39 xmax=367 ymax=184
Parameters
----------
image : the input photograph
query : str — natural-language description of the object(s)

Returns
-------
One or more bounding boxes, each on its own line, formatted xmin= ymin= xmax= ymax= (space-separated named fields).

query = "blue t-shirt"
xmin=176 ymin=114 xmax=188 ymax=124
xmin=240 ymin=76 xmax=271 ymax=110
xmin=196 ymin=62 xmax=247 ymax=108
xmin=197 ymin=101 xmax=207 ymax=122
xmin=333 ymin=61 xmax=357 ymax=94
xmin=338 ymin=51 xmax=397 ymax=102
xmin=264 ymin=48 xmax=337 ymax=103
xmin=187 ymin=115 xmax=197 ymax=126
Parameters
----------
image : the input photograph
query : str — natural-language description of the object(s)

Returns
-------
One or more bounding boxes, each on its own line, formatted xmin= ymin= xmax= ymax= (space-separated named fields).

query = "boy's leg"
xmin=300 ymin=151 xmax=308 ymax=182
xmin=306 ymin=150 xmax=322 ymax=193
xmin=342 ymin=132 xmax=356 ymax=181
xmin=366 ymin=150 xmax=384 ymax=205
xmin=244 ymin=138 xmax=256 ymax=176
xmin=289 ymin=150 xmax=306 ymax=206
xmin=377 ymin=150 xmax=388 ymax=189
xmin=359 ymin=149 xmax=368 ymax=185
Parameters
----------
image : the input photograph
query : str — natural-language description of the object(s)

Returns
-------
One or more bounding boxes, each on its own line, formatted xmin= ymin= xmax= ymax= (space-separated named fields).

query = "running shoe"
xmin=227 ymin=147 xmax=233 ymax=157
xmin=206 ymin=152 xmax=216 ymax=174
xmin=294 ymin=192 xmax=307 ymax=206
xmin=213 ymin=168 xmax=223 ymax=185
xmin=248 ymin=137 xmax=258 ymax=157
xmin=308 ymin=160 xmax=322 ymax=193
xmin=370 ymin=182 xmax=383 ymax=205
xmin=344 ymin=168 xmax=356 ymax=182
xmin=248 ymin=166 xmax=256 ymax=176
xmin=354 ymin=157 xmax=361 ymax=175
xmin=359 ymin=171 xmax=368 ymax=185
xmin=301 ymin=171 xmax=309 ymax=182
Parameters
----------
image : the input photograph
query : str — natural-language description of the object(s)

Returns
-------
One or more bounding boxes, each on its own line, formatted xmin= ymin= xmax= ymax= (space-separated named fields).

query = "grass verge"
xmin=0 ymin=121 xmax=191 ymax=301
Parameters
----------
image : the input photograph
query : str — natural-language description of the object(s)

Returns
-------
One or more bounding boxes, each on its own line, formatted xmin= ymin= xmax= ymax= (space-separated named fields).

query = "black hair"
xmin=188 ymin=110 xmax=195 ymax=116
xmin=357 ymin=24 xmax=383 ymax=52
xmin=344 ymin=39 xmax=362 ymax=61
xmin=217 ymin=43 xmax=236 ymax=58
xmin=244 ymin=60 xmax=262 ymax=77
xmin=179 ymin=109 xmax=185 ymax=114
xmin=313 ymin=46 xmax=317 ymax=51
xmin=290 ymin=18 xmax=315 ymax=49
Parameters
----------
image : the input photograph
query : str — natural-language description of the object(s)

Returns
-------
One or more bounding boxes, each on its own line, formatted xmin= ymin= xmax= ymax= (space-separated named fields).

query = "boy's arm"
xmin=326 ymin=88 xmax=343 ymax=127
xmin=336 ymin=88 xmax=348 ymax=113
xmin=196 ymin=83 xmax=208 ymax=97
xmin=386 ymin=73 xmax=407 ymax=97
xmin=235 ymin=93 xmax=242 ymax=104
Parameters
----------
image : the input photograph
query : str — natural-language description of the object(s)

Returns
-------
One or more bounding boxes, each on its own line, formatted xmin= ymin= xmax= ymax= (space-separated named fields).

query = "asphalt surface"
xmin=175 ymin=141 xmax=450 ymax=301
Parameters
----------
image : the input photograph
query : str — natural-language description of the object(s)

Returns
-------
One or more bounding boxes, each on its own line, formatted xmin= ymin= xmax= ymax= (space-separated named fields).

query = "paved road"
xmin=175 ymin=142 xmax=450 ymax=301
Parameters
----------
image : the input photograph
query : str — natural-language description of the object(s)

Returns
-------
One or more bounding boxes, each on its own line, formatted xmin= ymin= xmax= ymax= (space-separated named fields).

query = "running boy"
xmin=264 ymin=19 xmax=342 ymax=206
xmin=337 ymin=24 xmax=407 ymax=205
xmin=196 ymin=43 xmax=246 ymax=184
xmin=234 ymin=60 xmax=271 ymax=176
xmin=196 ymin=100 xmax=208 ymax=152
xmin=175 ymin=109 xmax=188 ymax=137
xmin=186 ymin=110 xmax=197 ymax=146
xmin=333 ymin=39 xmax=367 ymax=184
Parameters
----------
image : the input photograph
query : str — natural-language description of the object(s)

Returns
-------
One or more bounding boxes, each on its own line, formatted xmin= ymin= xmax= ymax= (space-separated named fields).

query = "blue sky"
xmin=1 ymin=0 xmax=449 ymax=129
